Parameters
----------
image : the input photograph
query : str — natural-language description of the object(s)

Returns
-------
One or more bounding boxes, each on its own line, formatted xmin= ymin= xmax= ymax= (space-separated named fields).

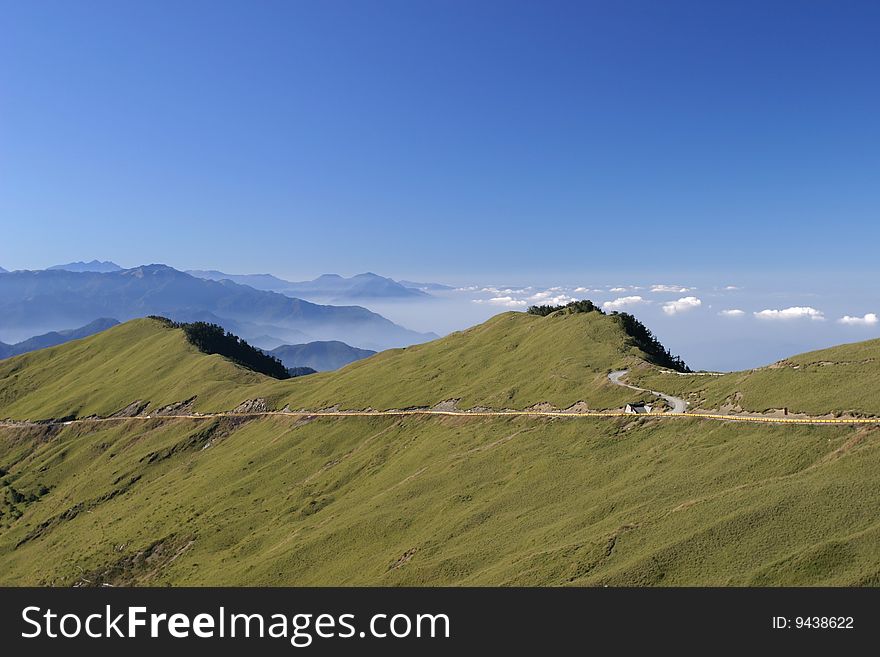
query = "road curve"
xmin=608 ymin=370 xmax=688 ymax=413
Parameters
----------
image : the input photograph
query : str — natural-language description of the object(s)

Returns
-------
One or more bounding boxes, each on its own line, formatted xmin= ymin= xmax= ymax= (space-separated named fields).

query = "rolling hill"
xmin=273 ymin=309 xmax=658 ymax=412
xmin=0 ymin=309 xmax=661 ymax=420
xmin=0 ymin=308 xmax=879 ymax=586
xmin=627 ymin=338 xmax=880 ymax=417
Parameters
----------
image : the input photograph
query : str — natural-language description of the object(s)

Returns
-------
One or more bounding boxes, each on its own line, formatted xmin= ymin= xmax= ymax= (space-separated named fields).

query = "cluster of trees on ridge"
xmin=148 ymin=316 xmax=302 ymax=380
xmin=527 ymin=300 xmax=602 ymax=316
xmin=526 ymin=300 xmax=690 ymax=372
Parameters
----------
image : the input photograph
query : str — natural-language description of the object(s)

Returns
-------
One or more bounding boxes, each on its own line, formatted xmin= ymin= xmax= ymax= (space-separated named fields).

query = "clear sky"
xmin=1 ymin=1 xmax=878 ymax=369
xmin=2 ymin=0 xmax=878 ymax=279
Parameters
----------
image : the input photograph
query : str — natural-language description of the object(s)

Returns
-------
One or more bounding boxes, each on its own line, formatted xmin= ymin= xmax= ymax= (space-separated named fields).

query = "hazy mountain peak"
xmin=47 ymin=260 xmax=122 ymax=273
xmin=0 ymin=265 xmax=434 ymax=351
xmin=0 ymin=317 xmax=119 ymax=360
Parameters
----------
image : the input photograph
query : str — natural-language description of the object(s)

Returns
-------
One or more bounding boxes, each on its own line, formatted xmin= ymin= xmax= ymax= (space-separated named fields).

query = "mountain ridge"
xmin=187 ymin=269 xmax=432 ymax=301
xmin=0 ymin=265 xmax=435 ymax=351
xmin=0 ymin=318 xmax=119 ymax=360
xmin=47 ymin=260 xmax=122 ymax=273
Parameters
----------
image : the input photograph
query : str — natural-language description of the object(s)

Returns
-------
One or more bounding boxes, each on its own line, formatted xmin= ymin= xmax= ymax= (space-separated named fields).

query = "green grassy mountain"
xmin=0 ymin=311 xmax=659 ymax=420
xmin=627 ymin=338 xmax=880 ymax=417
xmin=1 ymin=310 xmax=879 ymax=586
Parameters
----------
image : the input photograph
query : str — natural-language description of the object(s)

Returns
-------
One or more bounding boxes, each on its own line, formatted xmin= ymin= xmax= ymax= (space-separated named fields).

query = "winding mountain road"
xmin=1 ymin=371 xmax=877 ymax=430
xmin=2 ymin=405 xmax=879 ymax=429
xmin=608 ymin=370 xmax=688 ymax=413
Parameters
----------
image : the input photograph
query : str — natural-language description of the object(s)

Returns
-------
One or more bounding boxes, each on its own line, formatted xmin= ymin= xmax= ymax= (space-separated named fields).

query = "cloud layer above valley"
xmin=458 ymin=282 xmax=877 ymax=340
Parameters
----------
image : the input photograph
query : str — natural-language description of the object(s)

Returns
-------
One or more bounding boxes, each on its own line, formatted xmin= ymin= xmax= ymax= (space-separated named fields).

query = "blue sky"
xmin=1 ymin=1 xmax=878 ymax=368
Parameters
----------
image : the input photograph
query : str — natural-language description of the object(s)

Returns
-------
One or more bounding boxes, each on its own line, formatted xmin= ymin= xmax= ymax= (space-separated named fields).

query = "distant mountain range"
xmin=397 ymin=280 xmax=454 ymax=291
xmin=47 ymin=260 xmax=123 ymax=273
xmin=0 ymin=265 xmax=436 ymax=351
xmin=187 ymin=270 xmax=441 ymax=302
xmin=266 ymin=340 xmax=376 ymax=372
xmin=0 ymin=318 xmax=119 ymax=359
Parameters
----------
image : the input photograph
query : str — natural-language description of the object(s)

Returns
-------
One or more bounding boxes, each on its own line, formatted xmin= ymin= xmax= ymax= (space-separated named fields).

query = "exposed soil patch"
xmin=153 ymin=397 xmax=196 ymax=416
xmin=233 ymin=398 xmax=268 ymax=414
xmin=111 ymin=400 xmax=149 ymax=418
xmin=72 ymin=534 xmax=196 ymax=587
xmin=139 ymin=416 xmax=251 ymax=465
xmin=526 ymin=402 xmax=558 ymax=412
xmin=389 ymin=548 xmax=417 ymax=571
xmin=431 ymin=399 xmax=460 ymax=412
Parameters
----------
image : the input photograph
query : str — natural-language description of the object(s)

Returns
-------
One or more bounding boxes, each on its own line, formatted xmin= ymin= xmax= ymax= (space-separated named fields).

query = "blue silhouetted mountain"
xmin=187 ymin=270 xmax=431 ymax=302
xmin=0 ymin=318 xmax=120 ymax=359
xmin=47 ymin=260 xmax=123 ymax=273
xmin=185 ymin=270 xmax=293 ymax=292
xmin=0 ymin=265 xmax=436 ymax=351
xmin=266 ymin=341 xmax=377 ymax=372
xmin=287 ymin=366 xmax=318 ymax=378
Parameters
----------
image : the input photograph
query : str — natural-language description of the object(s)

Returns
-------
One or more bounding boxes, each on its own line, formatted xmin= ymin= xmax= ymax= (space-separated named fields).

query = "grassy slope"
xmin=273 ymin=311 xmax=647 ymax=411
xmin=0 ymin=319 xmax=274 ymax=419
xmin=2 ymin=314 xmax=880 ymax=585
xmin=0 ymin=312 xmax=651 ymax=420
xmin=628 ymin=338 xmax=880 ymax=417
xmin=1 ymin=414 xmax=877 ymax=586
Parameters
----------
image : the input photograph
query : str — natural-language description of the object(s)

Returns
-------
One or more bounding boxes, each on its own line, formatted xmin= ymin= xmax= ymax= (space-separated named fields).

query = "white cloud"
xmin=609 ymin=287 xmax=628 ymax=293
xmin=651 ymin=284 xmax=693 ymax=293
xmin=754 ymin=306 xmax=825 ymax=321
xmin=528 ymin=287 xmax=577 ymax=306
xmin=723 ymin=285 xmax=741 ymax=291
xmin=719 ymin=309 xmax=745 ymax=317
xmin=472 ymin=296 xmax=528 ymax=308
xmin=574 ymin=287 xmax=590 ymax=293
xmin=528 ymin=290 xmax=577 ymax=306
xmin=839 ymin=313 xmax=878 ymax=326
xmin=662 ymin=296 xmax=702 ymax=316
xmin=602 ymin=296 xmax=645 ymax=311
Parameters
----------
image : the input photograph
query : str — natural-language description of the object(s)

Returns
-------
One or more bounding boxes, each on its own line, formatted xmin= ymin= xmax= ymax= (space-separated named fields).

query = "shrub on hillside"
xmin=611 ymin=312 xmax=690 ymax=372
